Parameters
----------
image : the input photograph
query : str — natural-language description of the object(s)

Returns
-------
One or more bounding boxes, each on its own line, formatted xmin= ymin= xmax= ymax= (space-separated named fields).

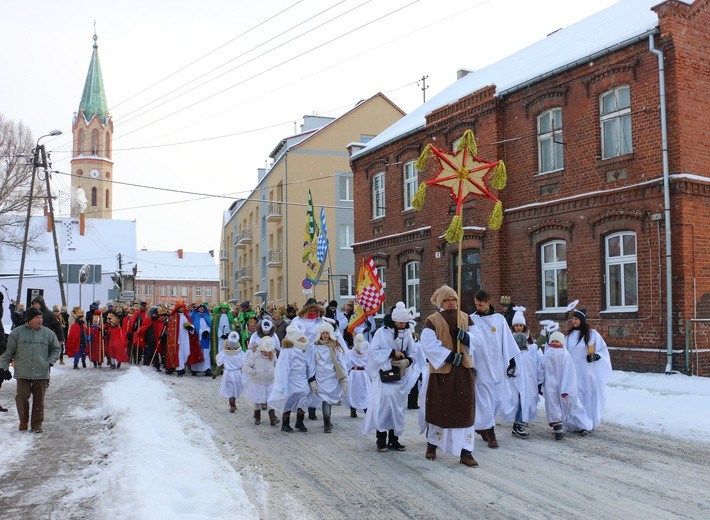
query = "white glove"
xmin=309 ymin=381 xmax=318 ymax=394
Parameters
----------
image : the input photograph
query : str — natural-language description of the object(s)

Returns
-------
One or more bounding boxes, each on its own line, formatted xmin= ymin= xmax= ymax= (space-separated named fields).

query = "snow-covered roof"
xmin=355 ymin=0 xmax=666 ymax=158
xmin=135 ymin=250 xmax=218 ymax=282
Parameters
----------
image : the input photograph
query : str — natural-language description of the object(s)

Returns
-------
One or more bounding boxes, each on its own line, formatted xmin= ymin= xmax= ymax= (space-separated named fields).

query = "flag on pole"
xmin=316 ymin=206 xmax=329 ymax=263
xmin=346 ymin=256 xmax=384 ymax=335
xmin=302 ymin=190 xmax=326 ymax=287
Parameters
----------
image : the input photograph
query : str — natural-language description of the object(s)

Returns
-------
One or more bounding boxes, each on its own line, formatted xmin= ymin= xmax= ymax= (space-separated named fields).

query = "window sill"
xmin=599 ymin=310 xmax=638 ymax=319
xmin=597 ymin=152 xmax=634 ymax=166
xmin=533 ymin=169 xmax=564 ymax=181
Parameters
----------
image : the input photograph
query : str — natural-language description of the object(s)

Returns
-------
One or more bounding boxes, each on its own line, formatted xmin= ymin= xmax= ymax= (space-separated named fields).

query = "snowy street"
xmin=0 ymin=365 xmax=708 ymax=519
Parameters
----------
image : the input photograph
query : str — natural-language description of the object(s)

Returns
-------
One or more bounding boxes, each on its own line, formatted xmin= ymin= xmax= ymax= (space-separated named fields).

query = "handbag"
xmin=379 ymin=365 xmax=401 ymax=383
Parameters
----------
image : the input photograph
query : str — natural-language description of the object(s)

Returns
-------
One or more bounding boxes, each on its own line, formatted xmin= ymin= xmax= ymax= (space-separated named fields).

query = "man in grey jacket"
xmin=0 ymin=307 xmax=61 ymax=433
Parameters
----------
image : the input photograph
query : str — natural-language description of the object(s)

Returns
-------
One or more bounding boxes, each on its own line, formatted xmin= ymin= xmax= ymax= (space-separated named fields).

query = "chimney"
xmin=177 ymin=249 xmax=184 ymax=259
xmin=457 ymin=69 xmax=473 ymax=80
xmin=209 ymin=250 xmax=214 ymax=257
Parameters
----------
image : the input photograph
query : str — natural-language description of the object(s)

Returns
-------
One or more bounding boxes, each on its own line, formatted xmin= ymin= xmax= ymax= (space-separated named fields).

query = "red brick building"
xmin=350 ymin=0 xmax=709 ymax=376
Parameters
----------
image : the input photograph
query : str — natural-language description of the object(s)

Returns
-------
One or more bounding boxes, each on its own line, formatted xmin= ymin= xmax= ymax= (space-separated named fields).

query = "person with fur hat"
xmin=346 ymin=333 xmax=370 ymax=418
xmin=189 ymin=303 xmax=213 ymax=376
xmin=470 ymin=290 xmax=522 ymax=449
xmin=105 ymin=313 xmax=128 ymax=370
xmin=66 ymin=307 xmax=89 ymax=369
xmin=538 ymin=330 xmax=590 ymax=440
xmin=242 ymin=335 xmax=279 ymax=426
xmin=291 ymin=297 xmax=347 ymax=420
xmin=362 ymin=302 xmax=417 ymax=452
xmin=249 ymin=316 xmax=281 ymax=357
xmin=268 ymin=322 xmax=313 ymax=432
xmin=216 ymin=331 xmax=246 ymax=413
xmin=308 ymin=321 xmax=348 ymax=433
xmin=419 ymin=285 xmax=478 ymax=467
xmin=564 ymin=305 xmax=612 ymax=434
xmin=509 ymin=306 xmax=543 ymax=438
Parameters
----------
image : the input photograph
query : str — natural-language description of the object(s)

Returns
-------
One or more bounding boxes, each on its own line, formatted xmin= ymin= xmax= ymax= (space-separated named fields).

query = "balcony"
xmin=267 ymin=248 xmax=283 ymax=267
xmin=235 ymin=228 xmax=252 ymax=248
xmin=236 ymin=266 xmax=253 ymax=282
xmin=219 ymin=249 xmax=228 ymax=260
xmin=266 ymin=201 xmax=282 ymax=221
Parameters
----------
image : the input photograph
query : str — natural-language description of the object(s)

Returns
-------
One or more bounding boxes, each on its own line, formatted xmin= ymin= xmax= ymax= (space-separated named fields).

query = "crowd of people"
xmin=0 ymin=288 xmax=612 ymax=470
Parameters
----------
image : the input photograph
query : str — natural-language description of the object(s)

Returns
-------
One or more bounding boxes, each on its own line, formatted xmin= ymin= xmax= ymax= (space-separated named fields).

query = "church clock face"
xmin=90 ymin=168 xmax=100 ymax=179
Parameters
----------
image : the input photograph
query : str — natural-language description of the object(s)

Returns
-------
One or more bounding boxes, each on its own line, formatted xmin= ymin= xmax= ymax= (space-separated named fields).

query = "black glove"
xmin=506 ymin=358 xmax=517 ymax=377
xmin=221 ymin=334 xmax=229 ymax=340
xmin=445 ymin=350 xmax=463 ymax=366
xmin=455 ymin=328 xmax=470 ymax=347
xmin=201 ymin=331 xmax=210 ymax=340
xmin=586 ymin=353 xmax=602 ymax=363
xmin=538 ymin=384 xmax=543 ymax=396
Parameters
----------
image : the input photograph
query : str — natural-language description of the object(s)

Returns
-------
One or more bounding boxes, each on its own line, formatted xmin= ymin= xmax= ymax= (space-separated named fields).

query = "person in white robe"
xmin=248 ymin=317 xmax=282 ymax=357
xmin=243 ymin=335 xmax=279 ymax=426
xmin=189 ymin=303 xmax=213 ymax=376
xmin=564 ymin=306 xmax=612 ymax=433
xmin=308 ymin=322 xmax=348 ymax=433
xmin=420 ymin=285 xmax=479 ymax=467
xmin=509 ymin=307 xmax=543 ymax=438
xmin=346 ymin=333 xmax=371 ymax=418
xmin=469 ymin=290 xmax=521 ymax=449
xmin=267 ymin=322 xmax=313 ymax=432
xmin=538 ymin=331 xmax=591 ymax=440
xmin=362 ymin=302 xmax=418 ymax=452
xmin=216 ymin=332 xmax=245 ymax=413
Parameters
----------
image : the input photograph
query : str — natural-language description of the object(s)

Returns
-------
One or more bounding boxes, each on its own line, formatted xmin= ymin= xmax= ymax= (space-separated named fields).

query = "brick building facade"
xmin=350 ymin=0 xmax=710 ymax=375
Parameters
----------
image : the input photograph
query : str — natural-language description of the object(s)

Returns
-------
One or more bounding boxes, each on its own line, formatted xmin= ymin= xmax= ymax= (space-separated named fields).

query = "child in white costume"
xmin=243 ymin=336 xmax=279 ymax=426
xmin=308 ymin=322 xmax=348 ymax=433
xmin=346 ymin=334 xmax=371 ymax=418
xmin=216 ymin=332 xmax=246 ymax=413
xmin=268 ymin=322 xmax=313 ymax=433
xmin=509 ymin=306 xmax=543 ymax=438
xmin=538 ymin=331 xmax=591 ymax=440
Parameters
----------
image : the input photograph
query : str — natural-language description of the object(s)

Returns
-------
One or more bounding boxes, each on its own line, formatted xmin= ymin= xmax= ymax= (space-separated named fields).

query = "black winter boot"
xmin=553 ymin=423 xmax=564 ymax=441
xmin=229 ymin=398 xmax=237 ymax=413
xmin=308 ymin=407 xmax=318 ymax=420
xmin=376 ymin=430 xmax=388 ymax=452
xmin=322 ymin=402 xmax=332 ymax=433
xmin=295 ymin=410 xmax=308 ymax=432
xmin=254 ymin=409 xmax=261 ymax=424
xmin=512 ymin=423 xmax=529 ymax=438
xmin=281 ymin=412 xmax=293 ymax=432
xmin=350 ymin=407 xmax=357 ymax=418
xmin=388 ymin=429 xmax=405 ymax=451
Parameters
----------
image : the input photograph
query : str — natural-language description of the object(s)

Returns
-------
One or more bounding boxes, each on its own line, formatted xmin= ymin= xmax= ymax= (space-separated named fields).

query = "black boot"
xmin=487 ymin=427 xmax=499 ymax=448
xmin=229 ymin=398 xmax=237 ymax=413
xmin=204 ymin=369 xmax=212 ymax=377
xmin=295 ymin=410 xmax=308 ymax=432
xmin=308 ymin=407 xmax=317 ymax=420
xmin=350 ymin=407 xmax=357 ymax=418
xmin=376 ymin=430 xmax=388 ymax=452
xmin=553 ymin=423 xmax=564 ymax=441
xmin=268 ymin=409 xmax=279 ymax=426
xmin=322 ymin=402 xmax=332 ymax=433
xmin=388 ymin=429 xmax=405 ymax=451
xmin=254 ymin=409 xmax=261 ymax=424
xmin=177 ymin=369 xmax=185 ymax=377
xmin=281 ymin=412 xmax=293 ymax=433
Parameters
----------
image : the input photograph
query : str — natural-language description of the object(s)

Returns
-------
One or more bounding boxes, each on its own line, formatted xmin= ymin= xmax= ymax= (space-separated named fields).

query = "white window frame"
xmin=195 ymin=286 xmax=202 ymax=297
xmin=376 ymin=266 xmax=387 ymax=317
xmin=206 ymin=287 xmax=212 ymax=297
xmin=541 ymin=240 xmax=567 ymax=311
xmin=339 ymin=224 xmax=353 ymax=249
xmin=403 ymin=160 xmax=418 ymax=210
xmin=600 ymin=85 xmax=632 ymax=159
xmin=404 ymin=261 xmax=420 ymax=316
xmin=339 ymin=274 xmax=356 ymax=298
xmin=605 ymin=231 xmax=638 ymax=311
xmin=160 ymin=286 xmax=166 ymax=297
xmin=180 ymin=286 xmax=188 ymax=297
xmin=339 ymin=175 xmax=353 ymax=202
xmin=146 ymin=285 xmax=153 ymax=296
xmin=372 ymin=172 xmax=385 ymax=219
xmin=537 ymin=108 xmax=564 ymax=173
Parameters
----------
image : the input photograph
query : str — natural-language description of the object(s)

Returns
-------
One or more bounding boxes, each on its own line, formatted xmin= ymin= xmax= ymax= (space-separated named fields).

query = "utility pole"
xmin=16 ymin=130 xmax=62 ymax=307
xmin=417 ymin=75 xmax=429 ymax=103
xmin=44 ymin=150 xmax=66 ymax=307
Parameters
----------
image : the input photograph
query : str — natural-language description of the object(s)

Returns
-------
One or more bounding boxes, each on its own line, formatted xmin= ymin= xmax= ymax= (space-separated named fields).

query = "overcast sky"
xmin=0 ymin=0 xmax=618 ymax=254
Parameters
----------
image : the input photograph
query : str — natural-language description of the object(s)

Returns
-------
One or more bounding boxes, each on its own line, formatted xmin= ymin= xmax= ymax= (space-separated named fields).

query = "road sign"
xmin=118 ymin=291 xmax=135 ymax=302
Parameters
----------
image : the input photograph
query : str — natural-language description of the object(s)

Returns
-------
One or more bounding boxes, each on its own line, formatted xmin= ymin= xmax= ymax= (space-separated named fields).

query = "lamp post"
xmin=16 ymin=130 xmax=62 ymax=307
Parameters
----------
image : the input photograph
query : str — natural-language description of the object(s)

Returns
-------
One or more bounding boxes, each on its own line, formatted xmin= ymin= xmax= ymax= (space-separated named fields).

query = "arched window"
xmin=541 ymin=240 xmax=567 ymax=310
xmin=404 ymin=261 xmax=420 ymax=316
xmin=537 ymin=108 xmax=564 ymax=173
xmin=105 ymin=131 xmax=111 ymax=159
xmin=91 ymin=129 xmax=99 ymax=155
xmin=77 ymin=130 xmax=85 ymax=155
xmin=91 ymin=187 xmax=97 ymax=207
xmin=600 ymin=85 xmax=632 ymax=159
xmin=105 ymin=189 xmax=110 ymax=208
xmin=605 ymin=231 xmax=638 ymax=310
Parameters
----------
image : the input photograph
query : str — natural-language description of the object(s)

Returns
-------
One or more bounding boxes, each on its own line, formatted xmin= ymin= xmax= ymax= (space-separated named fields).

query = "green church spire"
xmin=78 ymin=32 xmax=109 ymax=124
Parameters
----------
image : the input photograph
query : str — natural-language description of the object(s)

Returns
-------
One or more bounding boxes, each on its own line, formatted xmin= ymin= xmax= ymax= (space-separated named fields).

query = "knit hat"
xmin=316 ymin=321 xmax=337 ymax=341
xmin=26 ymin=308 xmax=43 ymax=321
xmin=285 ymin=323 xmax=309 ymax=350
xmin=391 ymin=302 xmax=411 ymax=323
xmin=573 ymin=308 xmax=587 ymax=320
xmin=430 ymin=285 xmax=457 ymax=308
xmin=354 ymin=333 xmax=367 ymax=353
xmin=512 ymin=306 xmax=526 ymax=326
xmin=549 ymin=331 xmax=565 ymax=345
xmin=225 ymin=331 xmax=241 ymax=349
xmin=258 ymin=336 xmax=275 ymax=353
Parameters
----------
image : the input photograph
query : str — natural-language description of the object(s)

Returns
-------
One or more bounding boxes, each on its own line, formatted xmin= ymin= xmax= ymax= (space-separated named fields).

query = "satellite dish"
xmin=79 ymin=264 xmax=91 ymax=284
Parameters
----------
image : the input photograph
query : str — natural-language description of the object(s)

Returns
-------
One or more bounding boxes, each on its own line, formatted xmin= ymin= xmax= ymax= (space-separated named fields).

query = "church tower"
xmin=71 ymin=32 xmax=113 ymax=219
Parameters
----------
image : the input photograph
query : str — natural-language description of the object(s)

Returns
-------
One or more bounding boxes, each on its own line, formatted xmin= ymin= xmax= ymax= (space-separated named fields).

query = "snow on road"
xmin=0 ymin=365 xmax=708 ymax=519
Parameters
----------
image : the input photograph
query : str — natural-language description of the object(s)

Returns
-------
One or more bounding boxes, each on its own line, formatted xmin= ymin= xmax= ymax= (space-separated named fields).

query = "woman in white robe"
xmin=308 ymin=322 xmax=348 ymax=433
xmin=216 ymin=332 xmax=245 ymax=413
xmin=346 ymin=334 xmax=371 ymax=417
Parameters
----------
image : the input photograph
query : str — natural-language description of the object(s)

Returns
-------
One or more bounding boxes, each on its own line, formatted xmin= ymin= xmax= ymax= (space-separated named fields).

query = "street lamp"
xmin=16 ymin=130 xmax=62 ymax=307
